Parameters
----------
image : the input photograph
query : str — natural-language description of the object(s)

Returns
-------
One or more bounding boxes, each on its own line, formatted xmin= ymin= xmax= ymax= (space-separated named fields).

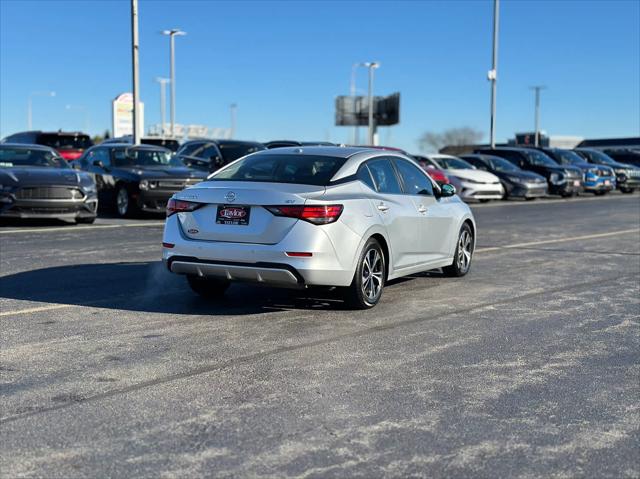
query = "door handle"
xmin=418 ymin=205 xmax=427 ymax=214
xmin=377 ymin=202 xmax=389 ymax=212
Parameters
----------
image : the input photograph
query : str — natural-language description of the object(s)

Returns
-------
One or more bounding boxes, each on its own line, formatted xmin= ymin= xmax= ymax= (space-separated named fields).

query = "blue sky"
xmin=1 ymin=0 xmax=638 ymax=152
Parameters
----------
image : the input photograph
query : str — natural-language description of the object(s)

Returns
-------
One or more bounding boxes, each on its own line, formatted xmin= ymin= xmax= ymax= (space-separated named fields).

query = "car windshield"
xmin=211 ymin=154 xmax=346 ymax=186
xmin=142 ymin=138 xmax=180 ymax=152
xmin=176 ymin=142 xmax=207 ymax=157
xmin=436 ymin=157 xmax=474 ymax=169
xmin=218 ymin=142 xmax=265 ymax=162
xmin=553 ymin=149 xmax=588 ymax=166
xmin=580 ymin=149 xmax=617 ymax=165
xmin=523 ymin=150 xmax=558 ymax=167
xmin=490 ymin=157 xmax=520 ymax=172
xmin=113 ymin=148 xmax=173 ymax=167
xmin=0 ymin=147 xmax=68 ymax=168
xmin=39 ymin=134 xmax=92 ymax=150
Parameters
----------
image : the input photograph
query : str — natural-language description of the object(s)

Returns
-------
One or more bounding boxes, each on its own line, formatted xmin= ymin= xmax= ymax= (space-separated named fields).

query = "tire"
xmin=620 ymin=187 xmax=635 ymax=194
xmin=343 ymin=238 xmax=386 ymax=309
xmin=115 ymin=185 xmax=136 ymax=218
xmin=76 ymin=217 xmax=96 ymax=224
xmin=186 ymin=275 xmax=230 ymax=299
xmin=443 ymin=223 xmax=474 ymax=277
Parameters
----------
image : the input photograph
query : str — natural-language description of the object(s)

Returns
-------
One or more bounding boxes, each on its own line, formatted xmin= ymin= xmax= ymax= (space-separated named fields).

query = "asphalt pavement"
xmin=1 ymin=193 xmax=639 ymax=478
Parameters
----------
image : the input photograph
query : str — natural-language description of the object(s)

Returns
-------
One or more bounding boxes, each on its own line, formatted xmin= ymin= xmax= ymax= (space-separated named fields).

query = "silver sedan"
xmin=162 ymin=146 xmax=476 ymax=309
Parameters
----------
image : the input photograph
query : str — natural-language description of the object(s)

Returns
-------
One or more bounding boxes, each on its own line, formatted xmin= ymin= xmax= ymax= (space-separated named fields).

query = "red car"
xmin=412 ymin=154 xmax=450 ymax=186
xmin=2 ymin=131 xmax=93 ymax=162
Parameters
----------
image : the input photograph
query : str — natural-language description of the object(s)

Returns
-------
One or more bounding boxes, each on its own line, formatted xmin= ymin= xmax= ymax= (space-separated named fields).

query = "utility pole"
xmin=488 ymin=0 xmax=499 ymax=148
xmin=27 ymin=91 xmax=55 ymax=130
xmin=350 ymin=63 xmax=363 ymax=145
xmin=156 ymin=78 xmax=170 ymax=139
xmin=131 ymin=0 xmax=141 ymax=145
xmin=530 ymin=85 xmax=547 ymax=147
xmin=230 ymin=103 xmax=237 ymax=139
xmin=161 ymin=29 xmax=186 ymax=138
xmin=365 ymin=62 xmax=380 ymax=146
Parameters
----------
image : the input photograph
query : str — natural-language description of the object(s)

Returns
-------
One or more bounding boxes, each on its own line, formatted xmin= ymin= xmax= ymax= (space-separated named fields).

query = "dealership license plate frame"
xmin=216 ymin=205 xmax=251 ymax=226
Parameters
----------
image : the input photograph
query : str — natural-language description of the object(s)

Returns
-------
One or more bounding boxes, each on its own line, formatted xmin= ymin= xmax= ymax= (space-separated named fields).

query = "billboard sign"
xmin=112 ymin=93 xmax=144 ymax=138
xmin=335 ymin=92 xmax=400 ymax=127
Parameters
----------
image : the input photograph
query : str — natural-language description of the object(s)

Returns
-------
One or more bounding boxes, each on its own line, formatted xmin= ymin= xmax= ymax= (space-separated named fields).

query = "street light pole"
xmin=365 ymin=62 xmax=380 ymax=146
xmin=27 ymin=91 xmax=56 ymax=130
xmin=230 ymin=103 xmax=237 ymax=139
xmin=155 ymin=78 xmax=170 ymax=139
xmin=488 ymin=0 xmax=499 ymax=148
xmin=530 ymin=85 xmax=546 ymax=147
xmin=131 ymin=0 xmax=141 ymax=145
xmin=350 ymin=63 xmax=363 ymax=145
xmin=161 ymin=29 xmax=186 ymax=139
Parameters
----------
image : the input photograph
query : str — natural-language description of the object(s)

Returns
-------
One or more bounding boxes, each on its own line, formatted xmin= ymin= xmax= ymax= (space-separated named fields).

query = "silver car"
xmin=162 ymin=147 xmax=476 ymax=309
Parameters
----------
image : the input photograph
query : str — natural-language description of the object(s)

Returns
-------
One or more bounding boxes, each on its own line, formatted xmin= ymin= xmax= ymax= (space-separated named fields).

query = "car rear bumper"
xmin=162 ymin=214 xmax=359 ymax=287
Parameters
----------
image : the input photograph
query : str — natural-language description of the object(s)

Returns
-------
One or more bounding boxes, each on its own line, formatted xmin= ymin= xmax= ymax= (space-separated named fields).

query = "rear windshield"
xmin=218 ymin=142 xmax=266 ymax=163
xmin=0 ymin=147 xmax=68 ymax=168
xmin=211 ymin=154 xmax=346 ymax=186
xmin=38 ymin=134 xmax=92 ymax=150
xmin=142 ymin=138 xmax=180 ymax=152
xmin=113 ymin=147 xmax=172 ymax=167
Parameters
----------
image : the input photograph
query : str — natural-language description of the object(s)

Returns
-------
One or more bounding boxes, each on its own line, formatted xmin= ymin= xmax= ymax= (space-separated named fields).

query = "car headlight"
xmin=139 ymin=180 xmax=159 ymax=190
xmin=83 ymin=183 xmax=97 ymax=193
xmin=550 ymin=172 xmax=565 ymax=184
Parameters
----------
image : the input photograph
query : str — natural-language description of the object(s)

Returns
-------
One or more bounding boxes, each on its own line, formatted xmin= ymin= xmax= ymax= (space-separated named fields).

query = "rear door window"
xmin=357 ymin=164 xmax=376 ymax=190
xmin=366 ymin=158 xmax=402 ymax=194
xmin=393 ymin=159 xmax=434 ymax=196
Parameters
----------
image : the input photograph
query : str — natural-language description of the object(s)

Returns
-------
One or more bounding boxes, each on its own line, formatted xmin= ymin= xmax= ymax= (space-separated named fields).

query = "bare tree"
xmin=418 ymin=127 xmax=484 ymax=152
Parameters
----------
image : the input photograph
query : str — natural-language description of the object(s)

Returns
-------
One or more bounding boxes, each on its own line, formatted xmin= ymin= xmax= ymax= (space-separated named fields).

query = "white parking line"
xmin=2 ymin=228 xmax=638 ymax=318
xmin=471 ymin=193 xmax=639 ymax=208
xmin=0 ymin=222 xmax=165 ymax=235
xmin=475 ymin=228 xmax=640 ymax=253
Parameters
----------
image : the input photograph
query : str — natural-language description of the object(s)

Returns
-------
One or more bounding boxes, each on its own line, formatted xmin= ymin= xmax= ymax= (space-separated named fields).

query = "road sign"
xmin=112 ymin=93 xmax=144 ymax=138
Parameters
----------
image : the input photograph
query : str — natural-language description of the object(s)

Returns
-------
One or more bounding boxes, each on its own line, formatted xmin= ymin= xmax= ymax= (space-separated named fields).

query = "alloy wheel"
xmin=361 ymin=247 xmax=383 ymax=302
xmin=456 ymin=229 xmax=473 ymax=273
xmin=116 ymin=188 xmax=129 ymax=217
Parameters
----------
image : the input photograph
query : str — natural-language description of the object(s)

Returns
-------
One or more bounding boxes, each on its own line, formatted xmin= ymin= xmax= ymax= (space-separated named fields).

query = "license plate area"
xmin=216 ymin=205 xmax=251 ymax=225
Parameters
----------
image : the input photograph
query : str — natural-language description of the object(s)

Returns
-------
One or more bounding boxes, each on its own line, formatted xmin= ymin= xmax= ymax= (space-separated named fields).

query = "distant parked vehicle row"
xmin=575 ymin=148 xmax=640 ymax=193
xmin=174 ymin=139 xmax=266 ymax=173
xmin=2 ymin=130 xmax=93 ymax=161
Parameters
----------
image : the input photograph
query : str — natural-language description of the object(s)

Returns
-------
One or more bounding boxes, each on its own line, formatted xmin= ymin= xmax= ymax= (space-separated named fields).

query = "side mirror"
xmin=440 ymin=183 xmax=456 ymax=197
xmin=93 ymin=159 xmax=105 ymax=169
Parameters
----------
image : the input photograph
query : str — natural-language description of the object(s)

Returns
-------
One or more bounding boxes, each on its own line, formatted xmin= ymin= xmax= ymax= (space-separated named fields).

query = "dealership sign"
xmin=112 ymin=93 xmax=144 ymax=138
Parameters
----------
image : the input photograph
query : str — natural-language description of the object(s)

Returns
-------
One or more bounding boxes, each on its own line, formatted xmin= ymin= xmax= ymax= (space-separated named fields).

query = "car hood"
xmin=0 ymin=167 xmax=87 ymax=187
xmin=497 ymin=170 xmax=546 ymax=182
xmin=446 ymin=168 xmax=500 ymax=183
xmin=114 ymin=165 xmax=209 ymax=180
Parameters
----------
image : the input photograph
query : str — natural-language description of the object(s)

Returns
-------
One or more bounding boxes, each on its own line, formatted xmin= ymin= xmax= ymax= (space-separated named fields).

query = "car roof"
xmin=97 ymin=143 xmax=171 ymax=151
xmin=0 ymin=142 xmax=59 ymax=153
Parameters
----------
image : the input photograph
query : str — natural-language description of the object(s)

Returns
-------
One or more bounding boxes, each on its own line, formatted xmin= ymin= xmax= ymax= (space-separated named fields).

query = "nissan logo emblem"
xmin=224 ymin=191 xmax=236 ymax=203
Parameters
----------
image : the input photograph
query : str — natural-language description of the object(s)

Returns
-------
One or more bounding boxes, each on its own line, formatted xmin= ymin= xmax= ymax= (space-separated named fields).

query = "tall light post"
xmin=230 ymin=103 xmax=237 ymax=139
xmin=161 ymin=28 xmax=186 ymax=138
xmin=350 ymin=63 xmax=366 ymax=145
xmin=155 ymin=77 xmax=170 ymax=139
xmin=65 ymin=104 xmax=89 ymax=132
xmin=364 ymin=62 xmax=380 ymax=146
xmin=131 ymin=0 xmax=141 ymax=145
xmin=530 ymin=85 xmax=546 ymax=147
xmin=488 ymin=0 xmax=499 ymax=148
xmin=27 ymin=91 xmax=55 ymax=130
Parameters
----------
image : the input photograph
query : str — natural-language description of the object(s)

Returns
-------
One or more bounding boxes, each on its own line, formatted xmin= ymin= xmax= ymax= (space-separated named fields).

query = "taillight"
xmin=265 ymin=204 xmax=343 ymax=225
xmin=166 ymin=198 xmax=202 ymax=216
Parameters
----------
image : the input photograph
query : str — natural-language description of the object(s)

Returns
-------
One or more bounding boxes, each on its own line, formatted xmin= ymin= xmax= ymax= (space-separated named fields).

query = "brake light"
xmin=166 ymin=198 xmax=202 ymax=216
xmin=265 ymin=204 xmax=343 ymax=225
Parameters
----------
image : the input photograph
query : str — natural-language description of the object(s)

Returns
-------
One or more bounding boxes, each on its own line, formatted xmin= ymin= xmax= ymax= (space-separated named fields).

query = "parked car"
xmin=162 ymin=147 xmax=476 ymax=309
xmin=411 ymin=154 xmax=450 ymax=186
xmin=0 ymin=144 xmax=97 ymax=223
xmin=530 ymin=147 xmax=615 ymax=195
xmin=101 ymin=136 xmax=181 ymax=152
xmin=76 ymin=143 xmax=208 ymax=217
xmin=574 ymin=148 xmax=640 ymax=193
xmin=476 ymin=147 xmax=583 ymax=197
xmin=602 ymin=148 xmax=640 ymax=168
xmin=460 ymin=154 xmax=547 ymax=200
xmin=175 ymin=139 xmax=266 ymax=173
xmin=264 ymin=140 xmax=336 ymax=149
xmin=2 ymin=131 xmax=93 ymax=161
xmin=426 ymin=154 xmax=503 ymax=202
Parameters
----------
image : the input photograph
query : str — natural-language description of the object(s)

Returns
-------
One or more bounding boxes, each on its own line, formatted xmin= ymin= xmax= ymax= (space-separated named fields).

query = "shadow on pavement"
xmin=0 ymin=261 xmax=360 ymax=315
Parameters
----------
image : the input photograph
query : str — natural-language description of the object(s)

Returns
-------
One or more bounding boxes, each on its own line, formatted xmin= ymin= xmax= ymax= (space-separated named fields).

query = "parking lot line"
xmin=475 ymin=228 xmax=639 ymax=253
xmin=471 ymin=193 xmax=640 ymax=208
xmin=0 ymin=222 xmax=165 ymax=235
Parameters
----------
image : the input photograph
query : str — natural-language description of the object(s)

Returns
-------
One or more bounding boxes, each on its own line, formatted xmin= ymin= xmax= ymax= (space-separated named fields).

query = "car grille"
xmin=156 ymin=178 xmax=203 ymax=191
xmin=16 ymin=186 xmax=84 ymax=200
xmin=628 ymin=169 xmax=640 ymax=178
